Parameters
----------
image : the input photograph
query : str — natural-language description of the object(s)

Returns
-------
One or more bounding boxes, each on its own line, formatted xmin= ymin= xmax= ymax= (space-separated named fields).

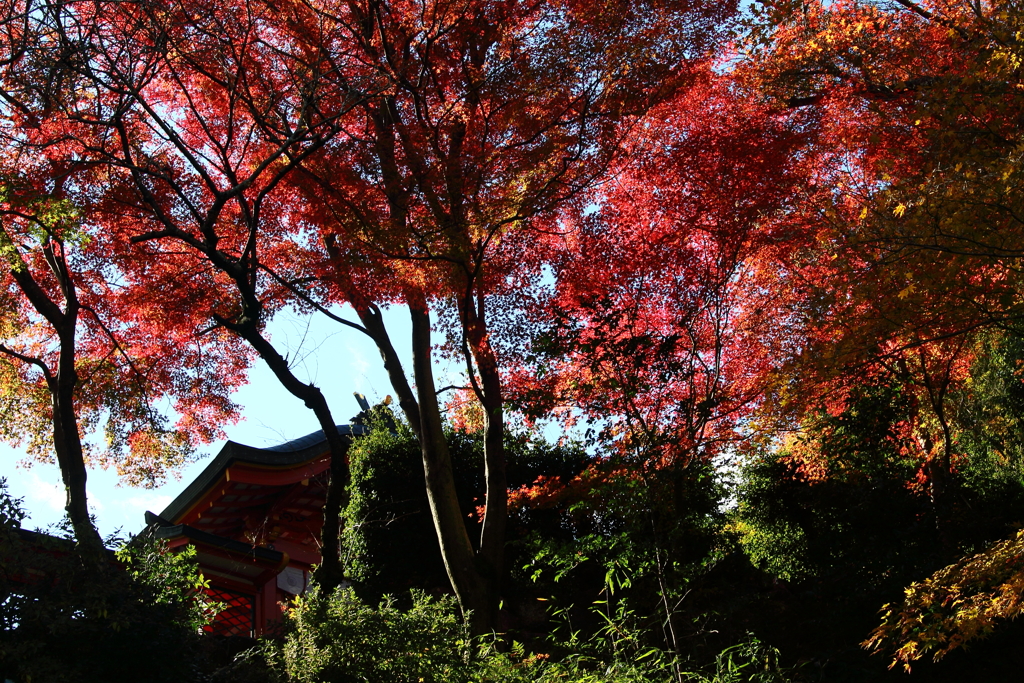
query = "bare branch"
xmin=0 ymin=343 xmax=52 ymax=381
xmin=257 ymin=262 xmax=369 ymax=336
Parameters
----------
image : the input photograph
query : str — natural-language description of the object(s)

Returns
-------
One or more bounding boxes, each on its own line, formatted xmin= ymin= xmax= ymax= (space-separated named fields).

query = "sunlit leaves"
xmin=864 ymin=528 xmax=1024 ymax=669
xmin=510 ymin=67 xmax=808 ymax=471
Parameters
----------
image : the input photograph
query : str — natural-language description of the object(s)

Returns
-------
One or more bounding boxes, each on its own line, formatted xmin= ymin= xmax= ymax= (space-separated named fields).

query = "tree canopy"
xmin=6 ymin=0 xmax=1024 ymax=677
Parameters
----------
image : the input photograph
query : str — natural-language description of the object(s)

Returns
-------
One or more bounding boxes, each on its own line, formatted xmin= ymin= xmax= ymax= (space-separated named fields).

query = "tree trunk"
xmin=52 ymin=327 xmax=105 ymax=556
xmin=355 ymin=303 xmax=422 ymax=438
xmin=229 ymin=320 xmax=352 ymax=592
xmin=915 ymin=422 xmax=954 ymax=552
xmin=463 ymin=296 xmax=506 ymax=631
xmin=409 ymin=302 xmax=491 ymax=633
xmin=930 ymin=414 xmax=956 ymax=551
xmin=5 ymin=242 xmax=104 ymax=556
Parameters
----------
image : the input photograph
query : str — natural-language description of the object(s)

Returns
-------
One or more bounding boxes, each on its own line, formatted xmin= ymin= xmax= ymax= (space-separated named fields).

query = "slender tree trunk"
xmin=475 ymin=392 xmax=505 ymax=628
xmin=52 ymin=321 xmax=104 ymax=556
xmin=5 ymin=240 xmax=104 ymax=555
xmin=408 ymin=302 xmax=491 ymax=633
xmin=930 ymin=410 xmax=956 ymax=551
xmin=355 ymin=303 xmax=422 ymax=437
xmin=228 ymin=319 xmax=351 ymax=592
xmin=463 ymin=298 xmax=507 ymax=631
xmin=652 ymin=535 xmax=684 ymax=683
xmin=934 ymin=397 xmax=954 ymax=504
xmin=916 ymin=353 xmax=956 ymax=550
xmin=55 ymin=297 xmax=102 ymax=554
xmin=353 ymin=297 xmax=502 ymax=632
xmin=361 ymin=98 xmax=504 ymax=629
xmin=914 ymin=421 xmax=955 ymax=554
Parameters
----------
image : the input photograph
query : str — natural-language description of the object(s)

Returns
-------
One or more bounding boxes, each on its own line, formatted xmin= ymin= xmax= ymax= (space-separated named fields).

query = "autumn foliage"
xmin=864 ymin=528 xmax=1024 ymax=670
xmin=5 ymin=0 xmax=1024 ymax=678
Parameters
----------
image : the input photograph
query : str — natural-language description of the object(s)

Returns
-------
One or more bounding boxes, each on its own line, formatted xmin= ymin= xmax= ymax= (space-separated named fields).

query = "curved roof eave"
xmin=159 ymin=423 xmax=368 ymax=523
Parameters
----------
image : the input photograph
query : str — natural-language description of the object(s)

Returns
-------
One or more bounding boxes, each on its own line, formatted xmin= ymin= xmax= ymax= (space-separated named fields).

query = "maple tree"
xmin=270 ymin=0 xmax=742 ymax=632
xmin=0 ymin=1 xmax=246 ymax=553
xmin=14 ymin=0 xmax=385 ymax=583
xmin=493 ymin=67 xmax=810 ymax=658
xmin=727 ymin=2 xmax=1024 ymax=665
xmin=2 ymin=0 xmax=744 ymax=627
xmin=741 ymin=0 xmax=1024 ymax=530
xmin=864 ymin=527 xmax=1024 ymax=669
xmin=517 ymin=68 xmax=807 ymax=466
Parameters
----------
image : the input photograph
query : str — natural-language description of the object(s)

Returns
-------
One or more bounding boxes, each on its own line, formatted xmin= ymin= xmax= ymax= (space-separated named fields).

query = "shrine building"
xmin=144 ymin=397 xmax=372 ymax=638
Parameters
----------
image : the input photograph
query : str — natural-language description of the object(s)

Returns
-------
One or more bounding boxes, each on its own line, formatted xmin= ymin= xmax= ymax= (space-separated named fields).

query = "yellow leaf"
xmin=894 ymin=204 xmax=907 ymax=218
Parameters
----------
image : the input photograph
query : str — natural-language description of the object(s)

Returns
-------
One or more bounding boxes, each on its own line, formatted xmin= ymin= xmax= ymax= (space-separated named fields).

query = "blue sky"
xmin=0 ymin=305 xmax=427 ymax=539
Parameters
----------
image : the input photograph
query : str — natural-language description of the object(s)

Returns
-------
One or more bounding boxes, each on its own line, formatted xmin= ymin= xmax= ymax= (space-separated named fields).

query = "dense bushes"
xmin=731 ymin=359 xmax=1024 ymax=677
xmin=11 ymin=369 xmax=1024 ymax=683
xmin=341 ymin=410 xmax=589 ymax=605
xmin=341 ymin=418 xmax=453 ymax=599
xmin=254 ymin=583 xmax=795 ymax=683
xmin=267 ymin=587 xmax=473 ymax=682
xmin=0 ymin=480 xmax=215 ymax=683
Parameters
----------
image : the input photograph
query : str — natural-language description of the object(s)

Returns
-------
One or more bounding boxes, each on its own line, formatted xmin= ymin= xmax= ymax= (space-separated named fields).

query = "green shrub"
xmin=0 ymin=479 xmax=215 ymax=683
xmin=259 ymin=581 xmax=797 ymax=683
xmin=470 ymin=631 xmax=794 ymax=683
xmin=342 ymin=417 xmax=452 ymax=600
xmin=342 ymin=411 xmax=589 ymax=604
xmin=271 ymin=586 xmax=473 ymax=683
xmin=734 ymin=381 xmax=937 ymax=589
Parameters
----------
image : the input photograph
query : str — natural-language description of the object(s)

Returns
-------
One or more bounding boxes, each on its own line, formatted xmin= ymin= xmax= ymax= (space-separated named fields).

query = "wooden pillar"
xmin=256 ymin=578 xmax=280 ymax=636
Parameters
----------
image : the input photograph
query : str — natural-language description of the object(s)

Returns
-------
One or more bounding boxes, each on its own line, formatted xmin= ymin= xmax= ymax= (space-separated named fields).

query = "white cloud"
xmin=26 ymin=472 xmax=65 ymax=513
xmin=344 ymin=343 xmax=371 ymax=392
xmin=120 ymin=493 xmax=172 ymax=514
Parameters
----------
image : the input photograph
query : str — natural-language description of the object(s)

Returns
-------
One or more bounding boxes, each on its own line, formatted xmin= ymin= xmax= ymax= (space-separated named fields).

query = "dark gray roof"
xmin=145 ymin=511 xmax=284 ymax=563
xmin=12 ymin=527 xmax=117 ymax=558
xmin=159 ymin=423 xmax=368 ymax=523
xmin=264 ymin=427 xmax=360 ymax=453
